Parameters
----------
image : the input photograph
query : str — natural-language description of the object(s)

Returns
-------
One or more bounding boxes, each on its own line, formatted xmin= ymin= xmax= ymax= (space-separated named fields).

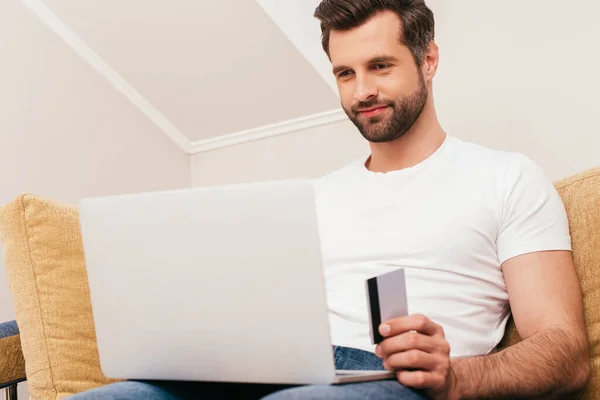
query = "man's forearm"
xmin=451 ymin=328 xmax=590 ymax=399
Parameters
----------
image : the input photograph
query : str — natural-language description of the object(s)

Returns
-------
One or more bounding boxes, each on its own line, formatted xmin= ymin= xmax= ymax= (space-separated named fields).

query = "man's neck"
xmin=365 ymin=104 xmax=446 ymax=174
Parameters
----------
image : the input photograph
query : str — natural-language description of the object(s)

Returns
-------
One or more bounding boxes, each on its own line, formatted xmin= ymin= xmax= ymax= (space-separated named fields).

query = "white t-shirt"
xmin=313 ymin=134 xmax=571 ymax=358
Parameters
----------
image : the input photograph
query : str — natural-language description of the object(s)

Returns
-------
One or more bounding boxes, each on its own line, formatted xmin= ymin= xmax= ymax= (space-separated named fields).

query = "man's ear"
xmin=422 ymin=40 xmax=439 ymax=82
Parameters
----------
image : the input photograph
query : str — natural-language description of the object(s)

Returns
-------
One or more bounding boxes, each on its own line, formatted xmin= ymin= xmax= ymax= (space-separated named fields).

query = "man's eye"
xmin=338 ymin=70 xmax=353 ymax=78
xmin=373 ymin=64 xmax=390 ymax=70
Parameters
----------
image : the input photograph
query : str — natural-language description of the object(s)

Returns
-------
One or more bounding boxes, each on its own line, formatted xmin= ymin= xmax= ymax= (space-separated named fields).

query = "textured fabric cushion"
xmin=0 ymin=320 xmax=26 ymax=388
xmin=497 ymin=167 xmax=600 ymax=399
xmin=0 ymin=195 xmax=121 ymax=400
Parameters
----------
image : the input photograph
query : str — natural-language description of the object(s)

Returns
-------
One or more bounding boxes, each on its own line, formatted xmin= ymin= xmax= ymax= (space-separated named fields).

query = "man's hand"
xmin=375 ymin=314 xmax=457 ymax=400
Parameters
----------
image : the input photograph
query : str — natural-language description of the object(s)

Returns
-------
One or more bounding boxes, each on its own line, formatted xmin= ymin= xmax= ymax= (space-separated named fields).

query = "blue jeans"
xmin=67 ymin=346 xmax=427 ymax=399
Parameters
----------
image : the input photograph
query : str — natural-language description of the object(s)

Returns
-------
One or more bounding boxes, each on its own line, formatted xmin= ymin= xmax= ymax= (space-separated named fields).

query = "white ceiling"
xmin=33 ymin=0 xmax=340 ymax=146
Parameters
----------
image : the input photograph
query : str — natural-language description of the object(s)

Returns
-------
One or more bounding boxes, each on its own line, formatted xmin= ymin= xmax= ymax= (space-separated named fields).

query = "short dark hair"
xmin=314 ymin=0 xmax=435 ymax=64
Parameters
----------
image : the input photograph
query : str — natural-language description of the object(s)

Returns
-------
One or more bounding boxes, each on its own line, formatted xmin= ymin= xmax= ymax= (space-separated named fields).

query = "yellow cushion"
xmin=0 ymin=195 xmax=120 ymax=400
xmin=498 ymin=167 xmax=600 ymax=399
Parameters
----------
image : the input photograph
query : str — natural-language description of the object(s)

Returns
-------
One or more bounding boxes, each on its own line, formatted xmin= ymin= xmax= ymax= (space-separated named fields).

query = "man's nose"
xmin=354 ymin=76 xmax=378 ymax=103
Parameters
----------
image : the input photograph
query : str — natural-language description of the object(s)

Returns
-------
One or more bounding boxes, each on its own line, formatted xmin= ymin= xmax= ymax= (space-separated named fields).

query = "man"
xmin=69 ymin=0 xmax=590 ymax=399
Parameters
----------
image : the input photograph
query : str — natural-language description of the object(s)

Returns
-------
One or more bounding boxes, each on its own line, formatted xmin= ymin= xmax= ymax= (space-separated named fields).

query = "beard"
xmin=343 ymin=75 xmax=428 ymax=143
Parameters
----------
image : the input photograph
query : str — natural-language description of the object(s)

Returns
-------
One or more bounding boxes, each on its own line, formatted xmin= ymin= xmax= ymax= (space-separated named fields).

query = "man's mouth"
xmin=357 ymin=105 xmax=389 ymax=118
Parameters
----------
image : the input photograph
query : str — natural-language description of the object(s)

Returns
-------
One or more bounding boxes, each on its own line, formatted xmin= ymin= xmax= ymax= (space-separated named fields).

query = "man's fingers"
xmin=379 ymin=314 xmax=443 ymax=338
xmin=377 ymin=331 xmax=448 ymax=357
xmin=383 ymin=350 xmax=440 ymax=371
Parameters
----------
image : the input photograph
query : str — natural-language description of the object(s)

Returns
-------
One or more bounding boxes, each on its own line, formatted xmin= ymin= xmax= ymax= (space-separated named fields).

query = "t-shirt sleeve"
xmin=496 ymin=154 xmax=572 ymax=265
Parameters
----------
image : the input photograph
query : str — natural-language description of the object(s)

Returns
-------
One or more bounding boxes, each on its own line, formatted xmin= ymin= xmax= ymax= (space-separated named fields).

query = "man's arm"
xmin=451 ymin=250 xmax=590 ymax=399
xmin=376 ymin=250 xmax=590 ymax=400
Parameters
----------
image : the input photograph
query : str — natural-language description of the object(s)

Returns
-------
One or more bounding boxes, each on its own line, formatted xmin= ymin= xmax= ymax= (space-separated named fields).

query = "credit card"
xmin=365 ymin=268 xmax=409 ymax=344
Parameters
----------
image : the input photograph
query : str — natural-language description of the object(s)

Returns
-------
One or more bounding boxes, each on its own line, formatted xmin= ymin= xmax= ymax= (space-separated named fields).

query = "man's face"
xmin=329 ymin=11 xmax=428 ymax=143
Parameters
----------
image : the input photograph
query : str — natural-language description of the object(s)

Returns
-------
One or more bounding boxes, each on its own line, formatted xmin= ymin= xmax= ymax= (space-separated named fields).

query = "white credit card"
xmin=365 ymin=268 xmax=409 ymax=344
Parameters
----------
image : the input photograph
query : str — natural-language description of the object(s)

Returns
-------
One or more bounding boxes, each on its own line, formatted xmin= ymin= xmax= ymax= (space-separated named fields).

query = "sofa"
xmin=0 ymin=167 xmax=599 ymax=400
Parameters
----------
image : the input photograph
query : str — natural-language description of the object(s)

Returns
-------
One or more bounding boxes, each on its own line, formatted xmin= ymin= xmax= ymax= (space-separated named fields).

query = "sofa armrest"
xmin=0 ymin=320 xmax=26 ymax=388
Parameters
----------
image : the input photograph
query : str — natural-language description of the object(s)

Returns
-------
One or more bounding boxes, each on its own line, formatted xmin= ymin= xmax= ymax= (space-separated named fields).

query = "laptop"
xmin=78 ymin=180 xmax=395 ymax=385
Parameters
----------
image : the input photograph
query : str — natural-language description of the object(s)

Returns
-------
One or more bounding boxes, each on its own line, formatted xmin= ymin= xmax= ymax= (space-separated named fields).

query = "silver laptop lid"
xmin=79 ymin=180 xmax=336 ymax=385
